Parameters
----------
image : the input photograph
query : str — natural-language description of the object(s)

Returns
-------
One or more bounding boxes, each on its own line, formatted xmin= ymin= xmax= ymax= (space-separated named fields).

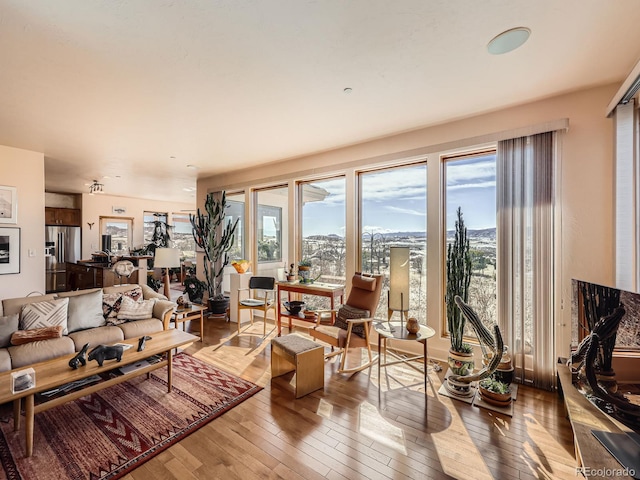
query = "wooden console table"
xmin=557 ymin=363 xmax=636 ymax=479
xmin=276 ymin=281 xmax=345 ymax=336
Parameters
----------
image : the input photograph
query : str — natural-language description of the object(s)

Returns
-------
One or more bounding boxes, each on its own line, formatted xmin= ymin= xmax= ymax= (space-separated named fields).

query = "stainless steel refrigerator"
xmin=45 ymin=226 xmax=81 ymax=293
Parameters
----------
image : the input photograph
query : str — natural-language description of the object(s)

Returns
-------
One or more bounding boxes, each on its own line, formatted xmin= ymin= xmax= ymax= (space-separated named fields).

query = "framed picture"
xmin=0 ymin=227 xmax=20 ymax=274
xmin=0 ymin=186 xmax=17 ymax=224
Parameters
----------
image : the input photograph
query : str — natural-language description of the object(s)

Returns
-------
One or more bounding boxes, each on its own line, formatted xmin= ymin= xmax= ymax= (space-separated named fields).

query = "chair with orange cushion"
xmin=310 ymin=272 xmax=383 ymax=373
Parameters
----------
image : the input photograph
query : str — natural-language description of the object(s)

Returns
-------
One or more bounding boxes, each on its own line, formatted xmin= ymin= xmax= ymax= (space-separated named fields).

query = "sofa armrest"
xmin=141 ymin=284 xmax=169 ymax=301
xmin=153 ymin=300 xmax=176 ymax=330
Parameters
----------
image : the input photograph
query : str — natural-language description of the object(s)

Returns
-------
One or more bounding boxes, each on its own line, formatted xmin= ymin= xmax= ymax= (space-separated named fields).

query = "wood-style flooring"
xmin=123 ymin=315 xmax=578 ymax=480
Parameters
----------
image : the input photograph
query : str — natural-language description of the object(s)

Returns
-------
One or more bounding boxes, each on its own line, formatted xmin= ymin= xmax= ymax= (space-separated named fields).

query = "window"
xmin=226 ymin=193 xmax=245 ymax=260
xmin=256 ymin=187 xmax=287 ymax=263
xmin=100 ymin=217 xmax=133 ymax=254
xmin=143 ymin=211 xmax=168 ymax=245
xmin=359 ymin=163 xmax=427 ymax=323
xmin=300 ymin=177 xmax=346 ymax=285
xmin=444 ymin=151 xmax=497 ymax=338
xmin=171 ymin=213 xmax=196 ymax=260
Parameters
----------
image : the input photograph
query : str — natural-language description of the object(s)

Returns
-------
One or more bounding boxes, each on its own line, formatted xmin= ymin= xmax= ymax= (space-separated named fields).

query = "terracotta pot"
xmin=479 ymin=385 xmax=512 ymax=407
xmin=448 ymin=348 xmax=474 ymax=376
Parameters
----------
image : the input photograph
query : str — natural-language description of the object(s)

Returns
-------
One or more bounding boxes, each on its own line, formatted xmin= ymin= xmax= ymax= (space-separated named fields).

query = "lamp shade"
xmin=389 ymin=246 xmax=409 ymax=312
xmin=154 ymin=248 xmax=181 ymax=268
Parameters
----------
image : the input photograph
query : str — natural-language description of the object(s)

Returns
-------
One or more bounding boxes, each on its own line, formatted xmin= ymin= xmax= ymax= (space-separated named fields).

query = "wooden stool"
xmin=271 ymin=334 xmax=324 ymax=398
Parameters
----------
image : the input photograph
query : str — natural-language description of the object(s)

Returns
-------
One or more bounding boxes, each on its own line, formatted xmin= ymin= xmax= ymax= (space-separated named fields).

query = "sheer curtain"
xmin=497 ymin=132 xmax=555 ymax=390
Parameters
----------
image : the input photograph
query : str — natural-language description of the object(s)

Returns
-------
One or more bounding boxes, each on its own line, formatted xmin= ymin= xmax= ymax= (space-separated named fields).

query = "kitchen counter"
xmin=66 ymin=260 xmax=144 ymax=290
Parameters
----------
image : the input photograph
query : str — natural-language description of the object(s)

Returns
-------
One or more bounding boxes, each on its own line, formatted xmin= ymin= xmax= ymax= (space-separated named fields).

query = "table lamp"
xmin=154 ymin=248 xmax=181 ymax=300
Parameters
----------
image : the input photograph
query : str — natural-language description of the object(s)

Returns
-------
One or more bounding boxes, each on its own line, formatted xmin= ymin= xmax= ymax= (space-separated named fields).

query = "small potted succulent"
xmin=298 ymin=259 xmax=312 ymax=282
xmin=478 ymin=376 xmax=512 ymax=407
xmin=183 ymin=276 xmax=206 ymax=304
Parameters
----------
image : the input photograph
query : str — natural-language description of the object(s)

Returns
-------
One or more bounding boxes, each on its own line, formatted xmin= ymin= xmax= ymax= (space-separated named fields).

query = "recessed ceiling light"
xmin=186 ymin=164 xmax=198 ymax=169
xmin=343 ymin=87 xmax=353 ymax=94
xmin=487 ymin=27 xmax=530 ymax=55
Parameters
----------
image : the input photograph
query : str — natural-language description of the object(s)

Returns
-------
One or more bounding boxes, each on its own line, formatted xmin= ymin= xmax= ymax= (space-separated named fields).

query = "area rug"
xmin=0 ymin=353 xmax=262 ymax=480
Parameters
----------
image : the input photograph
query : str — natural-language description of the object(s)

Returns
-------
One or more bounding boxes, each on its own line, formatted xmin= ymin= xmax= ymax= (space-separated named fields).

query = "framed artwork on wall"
xmin=0 ymin=227 xmax=20 ymax=274
xmin=0 ymin=186 xmax=17 ymax=224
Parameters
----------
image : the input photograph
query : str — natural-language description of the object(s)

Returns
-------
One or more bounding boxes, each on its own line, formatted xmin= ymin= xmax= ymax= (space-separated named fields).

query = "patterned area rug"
xmin=0 ymin=353 xmax=261 ymax=480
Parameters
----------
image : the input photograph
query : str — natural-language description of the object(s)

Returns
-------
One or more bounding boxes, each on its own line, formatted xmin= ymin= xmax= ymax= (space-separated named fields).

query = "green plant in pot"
xmin=298 ymin=259 xmax=313 ymax=283
xmin=446 ymin=207 xmax=474 ymax=375
xmin=479 ymin=376 xmax=512 ymax=406
xmin=182 ymin=276 xmax=206 ymax=305
xmin=190 ymin=192 xmax=239 ymax=314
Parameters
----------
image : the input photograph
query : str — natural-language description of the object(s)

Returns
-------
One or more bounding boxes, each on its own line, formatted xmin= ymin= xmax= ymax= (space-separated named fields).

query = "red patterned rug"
xmin=0 ymin=353 xmax=261 ymax=480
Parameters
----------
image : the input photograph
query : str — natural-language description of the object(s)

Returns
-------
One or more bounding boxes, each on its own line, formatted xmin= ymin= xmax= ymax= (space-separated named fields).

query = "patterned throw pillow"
xmin=102 ymin=287 xmax=144 ymax=323
xmin=116 ymin=296 xmax=156 ymax=322
xmin=334 ymin=304 xmax=370 ymax=338
xmin=11 ymin=325 xmax=63 ymax=345
xmin=20 ymin=298 xmax=69 ymax=335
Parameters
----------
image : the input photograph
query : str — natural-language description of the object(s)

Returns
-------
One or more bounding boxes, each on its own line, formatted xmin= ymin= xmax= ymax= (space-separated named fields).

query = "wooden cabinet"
xmin=45 ymin=207 xmax=81 ymax=226
xmin=66 ymin=262 xmax=139 ymax=291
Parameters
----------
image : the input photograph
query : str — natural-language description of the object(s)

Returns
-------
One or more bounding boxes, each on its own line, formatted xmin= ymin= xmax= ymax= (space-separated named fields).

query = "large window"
xmin=300 ymin=177 xmax=346 ymax=284
xmin=171 ymin=213 xmax=196 ymax=260
xmin=359 ymin=163 xmax=427 ymax=323
xmin=256 ymin=187 xmax=287 ymax=263
xmin=226 ymin=193 xmax=245 ymax=261
xmin=444 ymin=151 xmax=497 ymax=337
xmin=100 ymin=217 xmax=133 ymax=254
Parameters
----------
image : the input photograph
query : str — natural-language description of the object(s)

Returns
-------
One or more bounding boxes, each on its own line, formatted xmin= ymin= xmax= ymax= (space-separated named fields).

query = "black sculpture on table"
xmin=69 ymin=343 xmax=90 ymax=369
xmin=137 ymin=335 xmax=152 ymax=352
xmin=88 ymin=344 xmax=124 ymax=367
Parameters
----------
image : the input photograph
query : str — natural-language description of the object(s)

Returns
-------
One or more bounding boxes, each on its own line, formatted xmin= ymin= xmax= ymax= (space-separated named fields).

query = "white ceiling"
xmin=1 ymin=1 xmax=640 ymax=204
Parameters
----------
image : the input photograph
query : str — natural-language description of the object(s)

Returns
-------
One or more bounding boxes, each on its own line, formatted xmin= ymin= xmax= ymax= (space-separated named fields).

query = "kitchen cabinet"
xmin=45 ymin=207 xmax=81 ymax=226
xmin=66 ymin=262 xmax=139 ymax=290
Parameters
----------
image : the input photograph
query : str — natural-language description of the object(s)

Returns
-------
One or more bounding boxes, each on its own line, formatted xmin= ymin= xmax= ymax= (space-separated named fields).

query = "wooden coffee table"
xmin=0 ymin=328 xmax=198 ymax=457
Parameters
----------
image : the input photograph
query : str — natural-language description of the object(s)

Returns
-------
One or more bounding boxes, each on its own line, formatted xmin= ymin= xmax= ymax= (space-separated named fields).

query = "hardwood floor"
xmin=124 ymin=316 xmax=578 ymax=480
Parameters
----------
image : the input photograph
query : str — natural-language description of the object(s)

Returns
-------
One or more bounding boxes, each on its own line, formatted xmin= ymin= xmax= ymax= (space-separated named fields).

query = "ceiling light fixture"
xmin=487 ymin=27 xmax=530 ymax=55
xmin=343 ymin=87 xmax=353 ymax=94
xmin=88 ymin=179 xmax=104 ymax=195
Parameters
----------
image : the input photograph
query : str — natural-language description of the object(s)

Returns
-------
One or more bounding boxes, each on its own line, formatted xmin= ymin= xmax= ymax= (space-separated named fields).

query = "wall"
xmin=198 ymin=84 xmax=617 ymax=363
xmin=80 ymin=194 xmax=194 ymax=258
xmin=0 ymin=145 xmax=45 ymax=300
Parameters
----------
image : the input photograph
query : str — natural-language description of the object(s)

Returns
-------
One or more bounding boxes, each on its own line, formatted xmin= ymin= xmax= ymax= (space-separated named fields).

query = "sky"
xmin=302 ymin=154 xmax=496 ymax=236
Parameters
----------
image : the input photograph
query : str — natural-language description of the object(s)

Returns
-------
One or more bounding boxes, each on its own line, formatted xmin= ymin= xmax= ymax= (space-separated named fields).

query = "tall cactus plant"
xmin=446 ymin=207 xmax=472 ymax=352
xmin=190 ymin=192 xmax=239 ymax=300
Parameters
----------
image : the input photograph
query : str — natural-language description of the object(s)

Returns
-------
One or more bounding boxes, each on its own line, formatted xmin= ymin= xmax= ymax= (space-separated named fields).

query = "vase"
xmin=406 ymin=317 xmax=420 ymax=334
xmin=448 ymin=348 xmax=474 ymax=376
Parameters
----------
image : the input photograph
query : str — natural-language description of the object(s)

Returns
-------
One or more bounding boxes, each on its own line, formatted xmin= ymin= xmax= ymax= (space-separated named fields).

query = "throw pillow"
xmin=11 ymin=325 xmax=63 ymax=346
xmin=63 ymin=289 xmax=105 ymax=333
xmin=116 ymin=296 xmax=156 ymax=322
xmin=334 ymin=304 xmax=370 ymax=338
xmin=20 ymin=298 xmax=69 ymax=335
xmin=0 ymin=313 xmax=19 ymax=348
xmin=102 ymin=293 xmax=124 ymax=323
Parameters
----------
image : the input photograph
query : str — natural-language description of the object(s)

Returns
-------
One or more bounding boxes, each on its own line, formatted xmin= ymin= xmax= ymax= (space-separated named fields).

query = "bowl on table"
xmin=283 ymin=301 xmax=305 ymax=315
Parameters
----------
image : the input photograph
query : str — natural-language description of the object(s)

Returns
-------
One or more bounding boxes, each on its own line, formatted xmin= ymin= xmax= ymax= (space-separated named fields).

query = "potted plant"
xmin=446 ymin=207 xmax=474 ymax=375
xmin=478 ymin=376 xmax=512 ymax=406
xmin=298 ymin=259 xmax=312 ymax=282
xmin=183 ymin=276 xmax=206 ymax=304
xmin=190 ymin=192 xmax=239 ymax=314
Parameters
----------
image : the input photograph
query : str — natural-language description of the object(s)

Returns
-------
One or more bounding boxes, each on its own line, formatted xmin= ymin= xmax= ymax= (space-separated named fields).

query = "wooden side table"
xmin=172 ymin=304 xmax=206 ymax=340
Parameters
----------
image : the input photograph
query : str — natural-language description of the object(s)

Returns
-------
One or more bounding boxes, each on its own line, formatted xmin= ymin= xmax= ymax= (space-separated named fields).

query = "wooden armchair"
xmin=237 ymin=276 xmax=276 ymax=336
xmin=310 ymin=272 xmax=383 ymax=373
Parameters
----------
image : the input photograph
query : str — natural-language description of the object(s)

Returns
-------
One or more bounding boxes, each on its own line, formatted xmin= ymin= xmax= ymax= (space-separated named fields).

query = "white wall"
xmin=0 ymin=145 xmax=45 ymax=299
xmin=80 ymin=193 xmax=194 ymax=258
xmin=199 ymin=84 xmax=617 ymax=363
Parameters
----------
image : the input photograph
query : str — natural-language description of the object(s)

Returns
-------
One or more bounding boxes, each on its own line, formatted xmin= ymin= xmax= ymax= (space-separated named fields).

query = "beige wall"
xmin=0 ymin=145 xmax=45 ymax=300
xmin=199 ymin=84 xmax=617 ymax=363
xmin=81 ymin=194 xmax=194 ymax=258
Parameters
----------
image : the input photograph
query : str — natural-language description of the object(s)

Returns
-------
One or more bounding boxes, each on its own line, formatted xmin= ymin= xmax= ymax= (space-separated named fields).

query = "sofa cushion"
xmin=58 ymin=289 xmax=105 ymax=333
xmin=8 ymin=337 xmax=75 ymax=369
xmin=117 ymin=297 xmax=156 ymax=321
xmin=118 ymin=318 xmax=163 ymax=339
xmin=2 ymin=294 xmax=56 ymax=316
xmin=11 ymin=325 xmax=63 ymax=345
xmin=0 ymin=349 xmax=11 ymax=373
xmin=68 ymin=326 xmax=124 ymax=351
xmin=20 ymin=297 xmax=69 ymax=335
xmin=0 ymin=313 xmax=19 ymax=348
xmin=103 ymin=287 xmax=144 ymax=322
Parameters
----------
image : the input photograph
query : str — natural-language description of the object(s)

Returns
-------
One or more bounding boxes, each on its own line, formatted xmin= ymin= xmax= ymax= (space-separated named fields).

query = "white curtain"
xmin=497 ymin=132 xmax=555 ymax=390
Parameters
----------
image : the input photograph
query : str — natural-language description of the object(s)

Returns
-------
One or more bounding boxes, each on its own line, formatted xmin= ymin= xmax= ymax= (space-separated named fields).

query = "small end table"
xmin=375 ymin=321 xmax=436 ymax=390
xmin=172 ymin=304 xmax=206 ymax=341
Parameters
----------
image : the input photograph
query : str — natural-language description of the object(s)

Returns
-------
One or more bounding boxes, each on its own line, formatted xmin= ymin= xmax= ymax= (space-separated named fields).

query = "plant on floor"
xmin=446 ymin=207 xmax=472 ymax=352
xmin=190 ymin=191 xmax=239 ymax=306
xmin=480 ymin=376 xmax=510 ymax=395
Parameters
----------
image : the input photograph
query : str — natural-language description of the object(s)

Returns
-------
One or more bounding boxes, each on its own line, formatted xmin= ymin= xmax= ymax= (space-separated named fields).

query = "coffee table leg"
xmin=167 ymin=349 xmax=173 ymax=392
xmin=199 ymin=311 xmax=204 ymax=342
xmin=25 ymin=394 xmax=34 ymax=457
xmin=423 ymin=341 xmax=427 ymax=391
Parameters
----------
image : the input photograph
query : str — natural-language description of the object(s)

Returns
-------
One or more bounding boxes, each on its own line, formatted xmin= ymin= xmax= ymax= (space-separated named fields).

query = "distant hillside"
xmin=307 ymin=228 xmax=496 ymax=241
